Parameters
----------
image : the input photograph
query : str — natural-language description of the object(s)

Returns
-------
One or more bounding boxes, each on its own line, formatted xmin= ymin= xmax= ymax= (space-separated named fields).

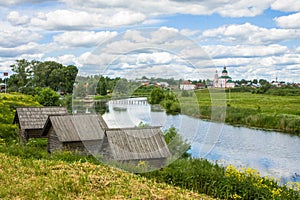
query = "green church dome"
xmin=222 ymin=66 xmax=228 ymax=74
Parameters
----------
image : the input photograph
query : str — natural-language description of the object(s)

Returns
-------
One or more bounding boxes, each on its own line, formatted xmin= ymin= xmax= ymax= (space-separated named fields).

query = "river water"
xmin=100 ymin=97 xmax=300 ymax=184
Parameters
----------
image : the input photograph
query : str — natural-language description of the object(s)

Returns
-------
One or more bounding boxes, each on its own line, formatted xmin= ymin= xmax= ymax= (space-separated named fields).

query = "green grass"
xmin=178 ymin=89 xmax=300 ymax=135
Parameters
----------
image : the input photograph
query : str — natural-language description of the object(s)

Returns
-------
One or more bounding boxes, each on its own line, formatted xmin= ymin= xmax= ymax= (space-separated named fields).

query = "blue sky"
xmin=0 ymin=0 xmax=300 ymax=82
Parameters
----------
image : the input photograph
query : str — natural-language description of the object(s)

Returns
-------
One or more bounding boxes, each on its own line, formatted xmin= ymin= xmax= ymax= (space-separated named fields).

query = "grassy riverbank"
xmin=179 ymin=89 xmax=300 ymax=135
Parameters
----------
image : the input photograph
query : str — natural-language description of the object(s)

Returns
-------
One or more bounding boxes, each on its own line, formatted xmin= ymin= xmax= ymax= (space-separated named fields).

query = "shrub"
xmin=34 ymin=87 xmax=60 ymax=106
xmin=163 ymin=127 xmax=191 ymax=159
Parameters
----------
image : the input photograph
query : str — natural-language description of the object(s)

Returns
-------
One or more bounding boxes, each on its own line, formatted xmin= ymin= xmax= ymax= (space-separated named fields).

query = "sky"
xmin=0 ymin=0 xmax=300 ymax=82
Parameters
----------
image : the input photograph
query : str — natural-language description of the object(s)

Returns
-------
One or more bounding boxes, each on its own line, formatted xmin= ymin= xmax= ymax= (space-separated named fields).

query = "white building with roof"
xmin=179 ymin=81 xmax=195 ymax=90
xmin=213 ymin=67 xmax=235 ymax=88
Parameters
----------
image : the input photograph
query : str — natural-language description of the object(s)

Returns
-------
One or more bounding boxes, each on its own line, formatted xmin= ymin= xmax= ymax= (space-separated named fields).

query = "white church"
xmin=213 ymin=66 xmax=235 ymax=88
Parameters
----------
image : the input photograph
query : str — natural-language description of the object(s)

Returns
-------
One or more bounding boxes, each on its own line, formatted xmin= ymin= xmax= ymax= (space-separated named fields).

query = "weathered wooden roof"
xmin=42 ymin=114 xmax=107 ymax=142
xmin=106 ymin=127 xmax=171 ymax=161
xmin=13 ymin=107 xmax=68 ymax=130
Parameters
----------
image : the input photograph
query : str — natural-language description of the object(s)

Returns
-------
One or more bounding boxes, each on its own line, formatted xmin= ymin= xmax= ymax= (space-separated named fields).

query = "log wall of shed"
xmin=47 ymin=127 xmax=63 ymax=153
xmin=62 ymin=140 xmax=103 ymax=155
xmin=100 ymin=135 xmax=112 ymax=160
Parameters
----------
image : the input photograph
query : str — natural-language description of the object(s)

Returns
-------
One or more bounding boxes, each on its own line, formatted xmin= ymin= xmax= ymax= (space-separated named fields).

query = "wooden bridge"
xmin=109 ymin=98 xmax=148 ymax=106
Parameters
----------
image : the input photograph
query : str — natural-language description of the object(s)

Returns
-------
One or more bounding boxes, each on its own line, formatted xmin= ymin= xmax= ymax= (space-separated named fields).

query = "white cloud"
xmin=0 ymin=41 xmax=60 ymax=58
xmin=123 ymin=30 xmax=149 ymax=43
xmin=201 ymin=23 xmax=300 ymax=45
xmin=44 ymin=54 xmax=82 ymax=66
xmin=61 ymin=0 xmax=273 ymax=18
xmin=180 ymin=29 xmax=201 ymax=37
xmin=274 ymin=13 xmax=300 ymax=29
xmin=109 ymin=11 xmax=146 ymax=26
xmin=215 ymin=0 xmax=273 ymax=17
xmin=136 ymin=52 xmax=174 ymax=65
xmin=0 ymin=24 xmax=41 ymax=47
xmin=203 ymin=44 xmax=289 ymax=58
xmin=0 ymin=42 xmax=41 ymax=57
xmin=53 ymin=31 xmax=118 ymax=47
xmin=0 ymin=0 xmax=44 ymax=6
xmin=150 ymin=27 xmax=179 ymax=43
xmin=17 ymin=53 xmax=44 ymax=61
xmin=30 ymin=9 xmax=146 ymax=30
xmin=271 ymin=0 xmax=300 ymax=12
xmin=69 ymin=28 xmax=216 ymax=79
xmin=31 ymin=10 xmax=97 ymax=30
xmin=7 ymin=11 xmax=29 ymax=26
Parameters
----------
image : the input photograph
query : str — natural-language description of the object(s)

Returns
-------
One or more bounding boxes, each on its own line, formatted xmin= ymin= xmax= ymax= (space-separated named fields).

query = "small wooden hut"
xmin=41 ymin=114 xmax=107 ymax=154
xmin=13 ymin=107 xmax=68 ymax=141
xmin=104 ymin=127 xmax=171 ymax=168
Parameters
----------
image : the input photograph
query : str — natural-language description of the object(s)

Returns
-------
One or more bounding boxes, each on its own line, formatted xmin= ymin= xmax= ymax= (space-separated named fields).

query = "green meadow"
xmin=179 ymin=89 xmax=300 ymax=135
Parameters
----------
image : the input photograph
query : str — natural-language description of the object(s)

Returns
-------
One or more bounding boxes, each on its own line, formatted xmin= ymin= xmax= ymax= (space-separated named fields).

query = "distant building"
xmin=0 ymin=83 xmax=5 ymax=93
xmin=213 ymin=67 xmax=235 ymax=88
xmin=195 ymin=83 xmax=206 ymax=89
xmin=180 ymin=81 xmax=195 ymax=90
xmin=156 ymin=82 xmax=169 ymax=88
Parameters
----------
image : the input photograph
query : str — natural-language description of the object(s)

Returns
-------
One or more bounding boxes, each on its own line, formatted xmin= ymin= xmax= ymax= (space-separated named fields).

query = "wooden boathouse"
xmin=41 ymin=114 xmax=107 ymax=154
xmin=104 ymin=127 xmax=171 ymax=168
xmin=13 ymin=107 xmax=67 ymax=142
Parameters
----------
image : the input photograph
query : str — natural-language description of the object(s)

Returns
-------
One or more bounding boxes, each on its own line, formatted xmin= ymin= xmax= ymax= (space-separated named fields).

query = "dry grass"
xmin=0 ymin=153 xmax=214 ymax=200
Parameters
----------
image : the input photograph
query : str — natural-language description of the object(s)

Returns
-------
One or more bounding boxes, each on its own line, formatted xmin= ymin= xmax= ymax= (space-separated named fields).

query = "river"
xmin=98 ymin=97 xmax=300 ymax=184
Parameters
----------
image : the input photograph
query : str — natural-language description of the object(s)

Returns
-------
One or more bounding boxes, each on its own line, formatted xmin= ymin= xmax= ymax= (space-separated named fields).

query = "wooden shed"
xmin=104 ymin=127 xmax=171 ymax=169
xmin=41 ymin=114 xmax=107 ymax=154
xmin=13 ymin=107 xmax=68 ymax=141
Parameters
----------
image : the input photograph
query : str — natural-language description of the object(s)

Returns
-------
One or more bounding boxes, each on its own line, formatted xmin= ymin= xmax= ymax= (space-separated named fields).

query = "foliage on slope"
xmin=0 ymin=93 xmax=40 ymax=141
xmin=143 ymin=159 xmax=300 ymax=200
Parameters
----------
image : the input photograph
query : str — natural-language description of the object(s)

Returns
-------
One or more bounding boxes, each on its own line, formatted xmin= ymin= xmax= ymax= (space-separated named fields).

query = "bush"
xmin=148 ymin=87 xmax=165 ymax=104
xmin=163 ymin=127 xmax=190 ymax=159
xmin=34 ymin=87 xmax=61 ymax=106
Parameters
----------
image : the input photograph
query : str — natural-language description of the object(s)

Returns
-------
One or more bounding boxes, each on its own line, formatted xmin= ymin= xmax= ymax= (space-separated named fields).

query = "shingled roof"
xmin=105 ymin=127 xmax=171 ymax=161
xmin=13 ymin=107 xmax=68 ymax=130
xmin=42 ymin=114 xmax=106 ymax=142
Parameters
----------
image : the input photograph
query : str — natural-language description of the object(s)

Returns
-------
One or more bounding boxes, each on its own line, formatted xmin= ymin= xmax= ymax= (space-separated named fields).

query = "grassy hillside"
xmin=0 ymin=153 xmax=213 ymax=200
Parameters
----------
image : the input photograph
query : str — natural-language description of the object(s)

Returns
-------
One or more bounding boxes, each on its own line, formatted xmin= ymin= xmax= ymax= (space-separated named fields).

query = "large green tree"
xmin=96 ymin=76 xmax=108 ymax=96
xmin=6 ymin=59 xmax=32 ymax=93
xmin=7 ymin=60 xmax=78 ymax=94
